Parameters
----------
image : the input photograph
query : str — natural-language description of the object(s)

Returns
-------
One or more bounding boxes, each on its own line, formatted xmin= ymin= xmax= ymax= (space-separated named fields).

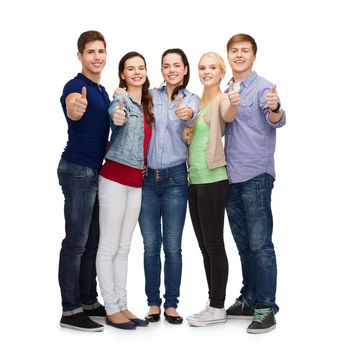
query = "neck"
xmin=201 ymin=85 xmax=221 ymax=106
xmin=128 ymin=86 xmax=142 ymax=104
xmin=233 ymin=69 xmax=252 ymax=83
xmin=81 ymin=70 xmax=101 ymax=84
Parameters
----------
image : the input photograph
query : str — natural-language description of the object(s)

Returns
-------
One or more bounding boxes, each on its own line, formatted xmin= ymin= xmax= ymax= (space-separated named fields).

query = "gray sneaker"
xmin=226 ymin=297 xmax=254 ymax=320
xmin=187 ymin=306 xmax=226 ymax=327
xmin=247 ymin=305 xmax=276 ymax=334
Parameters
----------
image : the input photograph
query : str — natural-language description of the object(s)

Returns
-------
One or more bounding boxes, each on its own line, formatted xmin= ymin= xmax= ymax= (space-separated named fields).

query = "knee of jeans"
xmin=163 ymin=244 xmax=182 ymax=257
xmin=252 ymin=246 xmax=276 ymax=268
xmin=143 ymin=240 xmax=161 ymax=256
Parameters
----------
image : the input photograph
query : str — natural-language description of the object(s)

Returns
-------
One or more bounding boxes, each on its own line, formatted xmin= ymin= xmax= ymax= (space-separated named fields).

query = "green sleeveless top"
xmin=189 ymin=106 xmax=228 ymax=185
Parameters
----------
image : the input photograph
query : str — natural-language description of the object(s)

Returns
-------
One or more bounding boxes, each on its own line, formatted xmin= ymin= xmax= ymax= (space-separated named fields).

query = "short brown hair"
xmin=227 ymin=33 xmax=257 ymax=55
xmin=77 ymin=30 xmax=106 ymax=54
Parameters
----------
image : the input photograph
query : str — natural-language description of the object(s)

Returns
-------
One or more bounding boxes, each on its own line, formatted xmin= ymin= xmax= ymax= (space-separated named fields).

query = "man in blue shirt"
xmin=224 ymin=33 xmax=286 ymax=334
xmin=57 ymin=30 xmax=110 ymax=332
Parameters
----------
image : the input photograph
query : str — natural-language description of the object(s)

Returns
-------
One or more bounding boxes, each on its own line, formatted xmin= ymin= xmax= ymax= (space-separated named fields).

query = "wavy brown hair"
xmin=118 ymin=51 xmax=154 ymax=125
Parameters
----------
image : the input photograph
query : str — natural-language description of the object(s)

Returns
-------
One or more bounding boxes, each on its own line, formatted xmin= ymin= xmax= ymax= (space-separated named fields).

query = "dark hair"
xmin=118 ymin=51 xmax=154 ymax=125
xmin=227 ymin=33 xmax=257 ymax=55
xmin=161 ymin=48 xmax=190 ymax=101
xmin=77 ymin=30 xmax=106 ymax=54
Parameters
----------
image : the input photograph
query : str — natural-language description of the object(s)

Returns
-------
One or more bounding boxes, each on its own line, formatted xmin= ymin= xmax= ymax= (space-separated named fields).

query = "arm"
xmin=65 ymin=86 xmax=88 ymax=121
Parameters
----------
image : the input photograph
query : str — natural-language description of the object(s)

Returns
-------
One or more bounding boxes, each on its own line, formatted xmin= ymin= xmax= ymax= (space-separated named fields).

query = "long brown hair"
xmin=118 ymin=51 xmax=154 ymax=125
xmin=161 ymin=48 xmax=190 ymax=101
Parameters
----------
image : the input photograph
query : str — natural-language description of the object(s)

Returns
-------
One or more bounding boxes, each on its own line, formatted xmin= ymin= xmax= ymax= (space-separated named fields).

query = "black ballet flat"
xmin=144 ymin=313 xmax=160 ymax=322
xmin=164 ymin=311 xmax=183 ymax=325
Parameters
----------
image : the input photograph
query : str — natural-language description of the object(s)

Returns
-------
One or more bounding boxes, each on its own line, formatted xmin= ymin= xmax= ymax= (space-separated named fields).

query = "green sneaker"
xmin=226 ymin=297 xmax=254 ymax=319
xmin=247 ymin=304 xmax=276 ymax=334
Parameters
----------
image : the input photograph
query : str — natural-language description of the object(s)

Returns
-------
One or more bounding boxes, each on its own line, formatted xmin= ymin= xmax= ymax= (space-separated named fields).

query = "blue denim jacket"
xmin=106 ymin=94 xmax=145 ymax=169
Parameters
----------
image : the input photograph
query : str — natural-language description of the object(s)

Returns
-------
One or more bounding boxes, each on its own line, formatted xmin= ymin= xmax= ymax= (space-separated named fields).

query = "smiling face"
xmin=227 ymin=41 xmax=256 ymax=80
xmin=120 ymin=56 xmax=147 ymax=89
xmin=78 ymin=40 xmax=106 ymax=81
xmin=161 ymin=53 xmax=188 ymax=87
xmin=198 ymin=54 xmax=225 ymax=88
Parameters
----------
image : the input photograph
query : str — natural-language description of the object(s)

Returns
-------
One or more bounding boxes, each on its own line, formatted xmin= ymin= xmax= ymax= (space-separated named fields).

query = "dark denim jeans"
xmin=57 ymin=159 xmax=100 ymax=312
xmin=226 ymin=173 xmax=279 ymax=313
xmin=138 ymin=163 xmax=188 ymax=309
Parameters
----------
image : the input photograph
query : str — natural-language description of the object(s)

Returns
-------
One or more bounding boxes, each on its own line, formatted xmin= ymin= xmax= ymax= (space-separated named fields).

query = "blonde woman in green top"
xmin=186 ymin=52 xmax=240 ymax=327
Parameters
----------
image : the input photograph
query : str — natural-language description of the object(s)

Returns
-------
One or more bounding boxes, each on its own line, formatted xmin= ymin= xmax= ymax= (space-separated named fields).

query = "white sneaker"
xmin=187 ymin=306 xmax=227 ymax=327
xmin=186 ymin=304 xmax=210 ymax=322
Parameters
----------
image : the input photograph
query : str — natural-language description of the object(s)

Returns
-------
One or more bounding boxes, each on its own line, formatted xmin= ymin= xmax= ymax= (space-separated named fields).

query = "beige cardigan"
xmin=202 ymin=94 xmax=233 ymax=170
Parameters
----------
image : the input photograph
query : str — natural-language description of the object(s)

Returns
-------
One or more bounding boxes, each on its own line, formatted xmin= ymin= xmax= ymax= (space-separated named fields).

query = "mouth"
xmin=132 ymin=77 xmax=142 ymax=81
xmin=92 ymin=62 xmax=103 ymax=68
xmin=234 ymin=60 xmax=245 ymax=64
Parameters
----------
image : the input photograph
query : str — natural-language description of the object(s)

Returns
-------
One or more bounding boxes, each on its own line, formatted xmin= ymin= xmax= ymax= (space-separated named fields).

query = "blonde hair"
xmin=198 ymin=51 xmax=226 ymax=74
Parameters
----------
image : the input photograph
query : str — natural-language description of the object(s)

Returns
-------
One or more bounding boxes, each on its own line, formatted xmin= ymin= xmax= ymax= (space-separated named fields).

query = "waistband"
xmin=146 ymin=162 xmax=187 ymax=176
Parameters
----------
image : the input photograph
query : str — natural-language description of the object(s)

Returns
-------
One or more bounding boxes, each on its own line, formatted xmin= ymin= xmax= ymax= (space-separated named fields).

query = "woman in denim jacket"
xmin=139 ymin=49 xmax=200 ymax=324
xmin=96 ymin=52 xmax=154 ymax=330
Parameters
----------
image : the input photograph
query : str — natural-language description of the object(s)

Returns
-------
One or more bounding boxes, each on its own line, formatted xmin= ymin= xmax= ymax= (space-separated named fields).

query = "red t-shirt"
xmin=100 ymin=114 xmax=152 ymax=188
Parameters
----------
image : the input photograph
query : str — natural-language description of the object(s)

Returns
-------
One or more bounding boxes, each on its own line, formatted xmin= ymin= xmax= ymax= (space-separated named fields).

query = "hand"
xmin=68 ymin=86 xmax=88 ymax=120
xmin=227 ymin=81 xmax=240 ymax=106
xmin=175 ymin=96 xmax=192 ymax=121
xmin=112 ymin=98 xmax=126 ymax=126
xmin=266 ymin=84 xmax=280 ymax=111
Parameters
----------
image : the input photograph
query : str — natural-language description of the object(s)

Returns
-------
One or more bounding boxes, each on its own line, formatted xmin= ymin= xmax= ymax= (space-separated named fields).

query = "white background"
xmin=1 ymin=0 xmax=340 ymax=349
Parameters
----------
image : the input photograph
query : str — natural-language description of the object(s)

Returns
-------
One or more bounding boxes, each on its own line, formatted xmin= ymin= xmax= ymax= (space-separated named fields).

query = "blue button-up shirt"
xmin=147 ymin=86 xmax=200 ymax=169
xmin=225 ymin=71 xmax=286 ymax=183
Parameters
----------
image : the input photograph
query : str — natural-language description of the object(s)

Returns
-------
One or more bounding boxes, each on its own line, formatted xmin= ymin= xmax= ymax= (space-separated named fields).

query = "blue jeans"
xmin=226 ymin=173 xmax=279 ymax=313
xmin=57 ymin=159 xmax=100 ymax=312
xmin=138 ymin=163 xmax=188 ymax=309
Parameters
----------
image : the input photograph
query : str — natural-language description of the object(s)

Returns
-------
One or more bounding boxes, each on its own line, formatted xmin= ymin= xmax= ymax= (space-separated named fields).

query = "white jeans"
xmin=96 ymin=176 xmax=142 ymax=316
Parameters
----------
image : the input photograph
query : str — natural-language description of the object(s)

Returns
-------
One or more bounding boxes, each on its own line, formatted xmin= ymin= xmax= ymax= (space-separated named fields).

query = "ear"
xmin=120 ymin=73 xmax=125 ymax=80
xmin=221 ymin=69 xmax=226 ymax=80
xmin=77 ymin=52 xmax=82 ymax=62
xmin=184 ymin=65 xmax=188 ymax=76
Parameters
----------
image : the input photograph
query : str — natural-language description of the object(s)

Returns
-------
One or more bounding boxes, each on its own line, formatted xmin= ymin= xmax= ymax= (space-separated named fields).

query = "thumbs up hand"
xmin=112 ymin=98 xmax=127 ymax=126
xmin=175 ymin=95 xmax=192 ymax=121
xmin=66 ymin=86 xmax=88 ymax=120
xmin=266 ymin=84 xmax=280 ymax=111
xmin=227 ymin=81 xmax=240 ymax=107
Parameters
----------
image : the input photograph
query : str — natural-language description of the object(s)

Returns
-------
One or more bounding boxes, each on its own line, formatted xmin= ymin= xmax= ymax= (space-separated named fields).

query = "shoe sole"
xmin=247 ymin=324 xmax=276 ymax=334
xmin=188 ymin=318 xmax=227 ymax=327
xmin=60 ymin=323 xmax=104 ymax=332
xmin=227 ymin=315 xmax=254 ymax=320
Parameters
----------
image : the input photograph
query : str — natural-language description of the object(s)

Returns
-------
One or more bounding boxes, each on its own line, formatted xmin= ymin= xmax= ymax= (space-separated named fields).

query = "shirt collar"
xmin=159 ymin=85 xmax=188 ymax=97
xmin=76 ymin=73 xmax=106 ymax=90
xmin=241 ymin=71 xmax=258 ymax=88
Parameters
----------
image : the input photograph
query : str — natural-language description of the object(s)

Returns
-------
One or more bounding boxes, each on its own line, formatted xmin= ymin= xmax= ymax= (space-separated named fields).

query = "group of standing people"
xmin=57 ymin=30 xmax=286 ymax=335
